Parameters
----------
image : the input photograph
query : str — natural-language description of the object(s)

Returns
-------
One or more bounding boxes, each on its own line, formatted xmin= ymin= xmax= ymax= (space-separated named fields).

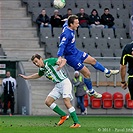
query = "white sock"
xmin=86 ymin=89 xmax=94 ymax=93
xmin=104 ymin=68 xmax=109 ymax=74
xmin=68 ymin=106 xmax=75 ymax=113
xmin=49 ymin=103 xmax=56 ymax=110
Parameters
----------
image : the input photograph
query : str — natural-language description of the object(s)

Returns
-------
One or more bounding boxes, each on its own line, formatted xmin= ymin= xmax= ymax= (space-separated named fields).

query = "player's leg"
xmin=66 ymin=54 xmax=102 ymax=98
xmin=45 ymin=96 xmax=67 ymax=117
xmin=79 ymin=66 xmax=102 ymax=98
xmin=128 ymin=77 xmax=133 ymax=100
xmin=83 ymin=55 xmax=119 ymax=78
xmin=45 ymin=87 xmax=68 ymax=121
xmin=62 ymin=78 xmax=81 ymax=128
xmin=63 ymin=97 xmax=81 ymax=128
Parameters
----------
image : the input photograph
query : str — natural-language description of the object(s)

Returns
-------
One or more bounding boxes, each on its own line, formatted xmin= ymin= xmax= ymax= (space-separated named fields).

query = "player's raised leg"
xmin=84 ymin=55 xmax=119 ymax=78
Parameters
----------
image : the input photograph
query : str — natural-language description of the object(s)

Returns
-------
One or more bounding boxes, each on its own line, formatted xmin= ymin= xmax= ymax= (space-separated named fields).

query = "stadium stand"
xmin=90 ymin=28 xmax=102 ymax=38
xmin=102 ymin=29 xmax=115 ymax=39
xmin=95 ymin=38 xmax=108 ymax=49
xmin=99 ymin=1 xmax=112 ymax=9
xmin=111 ymin=0 xmax=124 ymax=9
xmin=77 ymin=27 xmax=90 ymax=38
xmin=114 ymin=19 xmax=124 ymax=28
xmin=107 ymin=38 xmax=121 ymax=49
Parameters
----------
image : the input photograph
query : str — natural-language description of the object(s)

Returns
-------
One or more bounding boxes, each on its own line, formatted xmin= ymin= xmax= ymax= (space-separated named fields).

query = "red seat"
xmin=102 ymin=92 xmax=113 ymax=108
xmin=84 ymin=94 xmax=89 ymax=107
xmin=113 ymin=92 xmax=124 ymax=109
xmin=90 ymin=96 xmax=101 ymax=108
xmin=125 ymin=93 xmax=133 ymax=108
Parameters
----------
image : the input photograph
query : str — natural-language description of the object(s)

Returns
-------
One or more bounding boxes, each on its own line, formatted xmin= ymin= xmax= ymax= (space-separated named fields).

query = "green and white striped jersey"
xmin=38 ymin=58 xmax=67 ymax=83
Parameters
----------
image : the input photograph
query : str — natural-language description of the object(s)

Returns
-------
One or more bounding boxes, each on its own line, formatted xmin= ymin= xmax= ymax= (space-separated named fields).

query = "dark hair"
xmin=67 ymin=8 xmax=72 ymax=11
xmin=68 ymin=15 xmax=78 ymax=26
xmin=104 ymin=8 xmax=109 ymax=11
xmin=31 ymin=54 xmax=42 ymax=61
xmin=91 ymin=9 xmax=98 ymax=15
xmin=41 ymin=8 xmax=45 ymax=11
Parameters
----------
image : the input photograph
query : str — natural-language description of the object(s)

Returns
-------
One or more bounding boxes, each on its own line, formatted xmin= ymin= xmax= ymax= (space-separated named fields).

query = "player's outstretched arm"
xmin=19 ymin=73 xmax=41 ymax=80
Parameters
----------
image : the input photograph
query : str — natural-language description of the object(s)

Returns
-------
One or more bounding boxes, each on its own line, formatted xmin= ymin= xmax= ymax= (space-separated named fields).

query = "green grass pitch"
xmin=0 ymin=115 xmax=133 ymax=133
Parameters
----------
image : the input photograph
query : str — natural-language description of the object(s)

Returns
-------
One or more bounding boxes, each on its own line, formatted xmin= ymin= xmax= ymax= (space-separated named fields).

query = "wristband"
xmin=121 ymin=81 xmax=126 ymax=84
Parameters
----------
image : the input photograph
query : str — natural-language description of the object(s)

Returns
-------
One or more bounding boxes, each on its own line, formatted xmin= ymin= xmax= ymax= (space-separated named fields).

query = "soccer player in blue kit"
xmin=57 ymin=15 xmax=119 ymax=98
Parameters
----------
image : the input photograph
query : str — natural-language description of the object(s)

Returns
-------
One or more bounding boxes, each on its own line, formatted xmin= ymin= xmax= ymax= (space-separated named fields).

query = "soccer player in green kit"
xmin=19 ymin=54 xmax=81 ymax=128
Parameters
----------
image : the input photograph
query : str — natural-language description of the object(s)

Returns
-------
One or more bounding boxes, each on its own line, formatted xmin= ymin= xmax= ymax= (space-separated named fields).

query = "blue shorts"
xmin=65 ymin=51 xmax=88 ymax=71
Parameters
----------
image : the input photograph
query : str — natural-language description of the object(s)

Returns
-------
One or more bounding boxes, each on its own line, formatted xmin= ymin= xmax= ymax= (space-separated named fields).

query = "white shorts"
xmin=48 ymin=78 xmax=73 ymax=101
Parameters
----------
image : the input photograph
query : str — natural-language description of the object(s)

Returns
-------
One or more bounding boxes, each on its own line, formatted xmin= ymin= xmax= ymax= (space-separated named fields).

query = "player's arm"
xmin=120 ymin=47 xmax=128 ymax=89
xmin=57 ymin=37 xmax=68 ymax=65
xmin=120 ymin=64 xmax=126 ymax=82
xmin=19 ymin=73 xmax=41 ymax=80
xmin=57 ymin=58 xmax=66 ymax=71
xmin=120 ymin=64 xmax=127 ymax=90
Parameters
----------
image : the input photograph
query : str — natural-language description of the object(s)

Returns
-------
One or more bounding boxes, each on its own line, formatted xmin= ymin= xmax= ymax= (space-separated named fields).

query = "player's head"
xmin=31 ymin=54 xmax=44 ymax=68
xmin=68 ymin=15 xmax=79 ymax=30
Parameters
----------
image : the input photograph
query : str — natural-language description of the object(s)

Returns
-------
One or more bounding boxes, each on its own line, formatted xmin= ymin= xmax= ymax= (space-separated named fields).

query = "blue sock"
xmin=92 ymin=61 xmax=105 ymax=72
xmin=84 ymin=78 xmax=94 ymax=93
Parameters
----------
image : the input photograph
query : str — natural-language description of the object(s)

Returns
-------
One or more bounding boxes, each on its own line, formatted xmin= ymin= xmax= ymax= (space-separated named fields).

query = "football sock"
xmin=84 ymin=78 xmax=94 ymax=93
xmin=104 ymin=68 xmax=110 ymax=74
xmin=92 ymin=61 xmax=110 ymax=73
xmin=50 ymin=103 xmax=66 ymax=116
xmin=68 ymin=107 xmax=80 ymax=124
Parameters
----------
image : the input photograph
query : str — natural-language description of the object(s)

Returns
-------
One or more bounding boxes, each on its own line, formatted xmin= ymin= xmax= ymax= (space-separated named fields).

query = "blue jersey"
xmin=57 ymin=21 xmax=88 ymax=70
xmin=57 ymin=21 xmax=81 ymax=57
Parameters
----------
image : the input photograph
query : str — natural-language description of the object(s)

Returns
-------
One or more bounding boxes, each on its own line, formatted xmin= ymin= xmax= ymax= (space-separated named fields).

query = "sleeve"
xmin=57 ymin=33 xmax=70 ymax=57
xmin=110 ymin=14 xmax=114 ymax=21
xmin=38 ymin=69 xmax=44 ymax=77
xmin=46 ymin=15 xmax=50 ymax=23
xmin=13 ymin=78 xmax=17 ymax=90
xmin=120 ymin=47 xmax=127 ymax=65
xmin=36 ymin=15 xmax=42 ymax=25
xmin=48 ymin=58 xmax=58 ymax=65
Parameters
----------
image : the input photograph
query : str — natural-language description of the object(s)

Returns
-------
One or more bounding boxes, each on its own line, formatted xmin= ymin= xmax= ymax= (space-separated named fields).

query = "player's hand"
xmin=56 ymin=58 xmax=66 ymax=71
xmin=19 ymin=74 xmax=28 ymax=79
xmin=57 ymin=66 xmax=62 ymax=71
xmin=121 ymin=82 xmax=128 ymax=90
xmin=57 ymin=57 xmax=62 ymax=65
